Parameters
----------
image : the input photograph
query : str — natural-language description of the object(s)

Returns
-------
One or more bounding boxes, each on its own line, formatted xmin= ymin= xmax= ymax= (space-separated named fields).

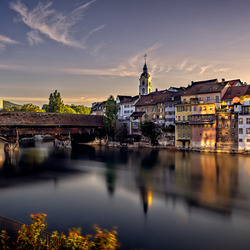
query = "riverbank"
xmin=89 ymin=140 xmax=250 ymax=155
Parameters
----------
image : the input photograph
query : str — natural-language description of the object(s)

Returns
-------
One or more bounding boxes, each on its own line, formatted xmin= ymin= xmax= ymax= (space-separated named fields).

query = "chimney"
xmin=222 ymin=78 xmax=225 ymax=82
xmin=155 ymin=88 xmax=158 ymax=92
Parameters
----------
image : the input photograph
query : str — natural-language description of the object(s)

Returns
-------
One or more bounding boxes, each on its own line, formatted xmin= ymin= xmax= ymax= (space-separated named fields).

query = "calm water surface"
xmin=0 ymin=141 xmax=250 ymax=249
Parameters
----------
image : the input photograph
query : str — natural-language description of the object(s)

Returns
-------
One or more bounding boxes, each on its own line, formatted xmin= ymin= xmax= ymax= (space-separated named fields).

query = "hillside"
xmin=3 ymin=100 xmax=22 ymax=109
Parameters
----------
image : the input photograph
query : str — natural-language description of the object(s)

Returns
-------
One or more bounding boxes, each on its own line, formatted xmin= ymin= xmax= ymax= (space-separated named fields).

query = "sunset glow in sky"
xmin=1 ymin=0 xmax=250 ymax=107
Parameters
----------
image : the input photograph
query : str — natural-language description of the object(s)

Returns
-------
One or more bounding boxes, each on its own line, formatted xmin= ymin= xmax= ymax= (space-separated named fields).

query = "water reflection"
xmin=1 ymin=142 xmax=250 ymax=249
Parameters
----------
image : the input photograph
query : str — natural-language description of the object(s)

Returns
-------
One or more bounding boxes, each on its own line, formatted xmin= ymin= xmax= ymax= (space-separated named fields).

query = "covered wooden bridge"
xmin=0 ymin=112 xmax=104 ymax=146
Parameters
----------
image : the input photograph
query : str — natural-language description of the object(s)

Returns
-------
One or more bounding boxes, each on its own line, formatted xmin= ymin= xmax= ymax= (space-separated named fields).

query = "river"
xmin=0 ymin=141 xmax=250 ymax=249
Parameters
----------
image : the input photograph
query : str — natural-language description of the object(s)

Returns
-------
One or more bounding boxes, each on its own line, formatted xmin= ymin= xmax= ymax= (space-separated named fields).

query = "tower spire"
xmin=144 ymin=53 xmax=147 ymax=64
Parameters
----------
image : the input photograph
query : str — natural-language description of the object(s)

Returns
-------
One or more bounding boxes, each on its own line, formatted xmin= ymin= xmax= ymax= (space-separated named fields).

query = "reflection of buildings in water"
xmin=54 ymin=147 xmax=72 ymax=159
xmin=105 ymin=163 xmax=117 ymax=196
xmin=236 ymin=156 xmax=250 ymax=201
xmin=174 ymin=152 xmax=241 ymax=213
xmin=2 ymin=150 xmax=20 ymax=174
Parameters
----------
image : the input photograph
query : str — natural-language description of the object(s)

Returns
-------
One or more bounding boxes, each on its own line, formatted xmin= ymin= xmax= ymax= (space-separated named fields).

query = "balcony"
xmin=189 ymin=115 xmax=215 ymax=124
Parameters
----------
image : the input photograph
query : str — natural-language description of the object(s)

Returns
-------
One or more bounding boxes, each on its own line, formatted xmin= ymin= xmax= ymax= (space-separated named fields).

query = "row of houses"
xmin=92 ymin=78 xmax=250 ymax=151
xmin=91 ymin=62 xmax=250 ymax=151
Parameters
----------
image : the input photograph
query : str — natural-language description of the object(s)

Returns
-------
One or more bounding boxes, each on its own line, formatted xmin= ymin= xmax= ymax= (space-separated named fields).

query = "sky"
xmin=1 ymin=0 xmax=250 ymax=107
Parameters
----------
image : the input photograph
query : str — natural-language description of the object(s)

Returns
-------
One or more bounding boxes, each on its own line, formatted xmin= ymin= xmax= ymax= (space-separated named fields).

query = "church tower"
xmin=139 ymin=54 xmax=152 ymax=95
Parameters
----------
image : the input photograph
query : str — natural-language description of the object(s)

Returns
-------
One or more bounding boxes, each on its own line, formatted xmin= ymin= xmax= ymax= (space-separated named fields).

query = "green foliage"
xmin=70 ymin=105 xmax=91 ymax=115
xmin=104 ymin=96 xmax=118 ymax=141
xmin=162 ymin=124 xmax=175 ymax=133
xmin=116 ymin=124 xmax=128 ymax=144
xmin=0 ymin=230 xmax=10 ymax=249
xmin=140 ymin=121 xmax=160 ymax=146
xmin=2 ymin=104 xmax=45 ymax=112
xmin=42 ymin=91 xmax=91 ymax=114
xmin=62 ymin=105 xmax=77 ymax=114
xmin=2 ymin=106 xmax=21 ymax=112
xmin=47 ymin=90 xmax=64 ymax=113
xmin=0 ymin=213 xmax=119 ymax=250
xmin=20 ymin=103 xmax=45 ymax=112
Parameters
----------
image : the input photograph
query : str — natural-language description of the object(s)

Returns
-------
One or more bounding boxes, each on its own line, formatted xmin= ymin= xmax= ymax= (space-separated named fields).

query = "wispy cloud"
xmin=10 ymin=0 xmax=99 ymax=49
xmin=199 ymin=65 xmax=213 ymax=75
xmin=0 ymin=34 xmax=18 ymax=51
xmin=27 ymin=30 xmax=43 ymax=46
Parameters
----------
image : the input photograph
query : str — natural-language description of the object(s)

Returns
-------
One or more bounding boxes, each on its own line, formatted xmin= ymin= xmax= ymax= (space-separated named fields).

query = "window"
xmin=218 ymin=115 xmax=222 ymax=120
xmin=203 ymin=106 xmax=206 ymax=111
xmin=231 ymin=114 xmax=235 ymax=120
xmin=225 ymin=132 xmax=228 ymax=135
xmin=232 ymin=123 xmax=235 ymax=128
xmin=169 ymin=104 xmax=172 ymax=108
xmin=193 ymin=106 xmax=197 ymax=111
xmin=239 ymin=139 xmax=243 ymax=142
xmin=239 ymin=128 xmax=243 ymax=134
xmin=205 ymin=133 xmax=207 ymax=137
xmin=215 ymin=96 xmax=220 ymax=103
xmin=225 ymin=115 xmax=228 ymax=119
xmin=210 ymin=105 xmax=213 ymax=110
xmin=182 ymin=125 xmax=185 ymax=129
xmin=247 ymin=128 xmax=250 ymax=134
xmin=199 ymin=97 xmax=203 ymax=101
xmin=247 ymin=118 xmax=250 ymax=124
xmin=178 ymin=133 xmax=181 ymax=138
xmin=239 ymin=118 xmax=243 ymax=124
xmin=183 ymin=116 xmax=185 ymax=121
xmin=188 ymin=133 xmax=190 ymax=138
xmin=225 ymin=123 xmax=228 ymax=128
xmin=206 ymin=96 xmax=211 ymax=102
xmin=219 ymin=132 xmax=222 ymax=135
xmin=183 ymin=133 xmax=185 ymax=138
xmin=247 ymin=139 xmax=250 ymax=143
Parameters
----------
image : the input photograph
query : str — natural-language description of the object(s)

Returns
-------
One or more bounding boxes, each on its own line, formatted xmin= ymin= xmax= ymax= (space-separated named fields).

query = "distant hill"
xmin=3 ymin=100 xmax=22 ymax=109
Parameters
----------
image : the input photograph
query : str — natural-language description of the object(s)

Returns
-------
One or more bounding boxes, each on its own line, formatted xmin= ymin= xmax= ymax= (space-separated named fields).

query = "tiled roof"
xmin=222 ymin=85 xmax=250 ymax=100
xmin=91 ymin=101 xmax=106 ymax=111
xmin=135 ymin=90 xmax=184 ymax=106
xmin=182 ymin=79 xmax=227 ymax=96
xmin=0 ymin=112 xmax=104 ymax=127
xmin=117 ymin=95 xmax=139 ymax=104
xmin=130 ymin=111 xmax=145 ymax=118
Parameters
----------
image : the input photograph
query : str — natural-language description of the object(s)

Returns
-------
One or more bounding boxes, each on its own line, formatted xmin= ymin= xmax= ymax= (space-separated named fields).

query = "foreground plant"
xmin=0 ymin=213 xmax=119 ymax=250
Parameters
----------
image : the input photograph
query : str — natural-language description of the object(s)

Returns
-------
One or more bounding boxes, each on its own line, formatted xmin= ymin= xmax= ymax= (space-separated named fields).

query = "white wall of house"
xmin=118 ymin=103 xmax=136 ymax=120
xmin=238 ymin=114 xmax=250 ymax=150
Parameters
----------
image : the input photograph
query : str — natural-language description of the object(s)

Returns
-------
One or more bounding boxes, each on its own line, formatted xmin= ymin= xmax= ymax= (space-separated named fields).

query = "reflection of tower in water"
xmin=139 ymin=185 xmax=153 ymax=215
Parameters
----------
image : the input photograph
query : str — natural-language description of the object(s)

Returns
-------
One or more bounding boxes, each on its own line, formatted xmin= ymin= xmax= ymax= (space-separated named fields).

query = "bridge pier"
xmin=54 ymin=131 xmax=72 ymax=148
xmin=4 ymin=141 xmax=19 ymax=152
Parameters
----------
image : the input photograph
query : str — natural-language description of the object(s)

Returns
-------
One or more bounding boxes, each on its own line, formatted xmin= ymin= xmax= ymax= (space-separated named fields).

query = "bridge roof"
xmin=0 ymin=112 xmax=104 ymax=127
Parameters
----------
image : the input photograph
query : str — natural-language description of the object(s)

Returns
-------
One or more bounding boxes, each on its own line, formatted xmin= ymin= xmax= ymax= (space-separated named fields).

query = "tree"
xmin=20 ymin=103 xmax=45 ymax=112
xmin=140 ymin=121 xmax=160 ymax=146
xmin=70 ymin=104 xmax=91 ymax=114
xmin=116 ymin=123 xmax=128 ymax=144
xmin=104 ymin=96 xmax=118 ymax=141
xmin=62 ymin=105 xmax=76 ymax=114
xmin=46 ymin=90 xmax=64 ymax=113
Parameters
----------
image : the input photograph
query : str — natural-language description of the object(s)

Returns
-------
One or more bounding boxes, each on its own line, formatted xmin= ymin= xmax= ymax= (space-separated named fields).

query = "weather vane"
xmin=144 ymin=53 xmax=147 ymax=64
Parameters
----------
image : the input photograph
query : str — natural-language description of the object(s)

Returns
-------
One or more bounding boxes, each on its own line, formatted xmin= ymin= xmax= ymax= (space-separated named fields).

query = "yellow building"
xmin=175 ymin=103 xmax=192 ymax=148
xmin=0 ymin=99 xmax=3 ymax=110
